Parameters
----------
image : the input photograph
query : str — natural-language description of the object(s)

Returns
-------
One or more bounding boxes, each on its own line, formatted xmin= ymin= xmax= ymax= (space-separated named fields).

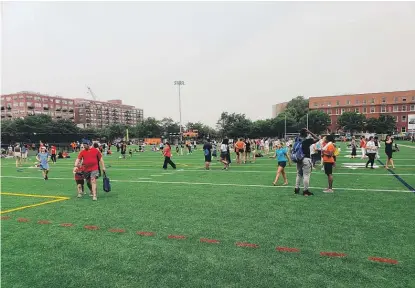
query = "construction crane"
xmin=86 ymin=86 xmax=98 ymax=101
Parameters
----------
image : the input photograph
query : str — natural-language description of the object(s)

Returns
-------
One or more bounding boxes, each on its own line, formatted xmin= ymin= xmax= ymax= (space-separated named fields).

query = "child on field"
xmin=74 ymin=165 xmax=85 ymax=198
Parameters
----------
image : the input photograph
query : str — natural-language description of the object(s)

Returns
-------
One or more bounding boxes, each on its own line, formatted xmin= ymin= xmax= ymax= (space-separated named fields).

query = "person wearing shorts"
xmin=270 ymin=141 xmax=290 ymax=186
xmin=14 ymin=143 xmax=22 ymax=167
xmin=73 ymin=141 xmax=106 ymax=201
xmin=322 ymin=134 xmax=335 ymax=193
xmin=37 ymin=146 xmax=50 ymax=180
xmin=74 ymin=165 xmax=85 ymax=198
xmin=203 ymin=139 xmax=213 ymax=170
xmin=220 ymin=139 xmax=229 ymax=170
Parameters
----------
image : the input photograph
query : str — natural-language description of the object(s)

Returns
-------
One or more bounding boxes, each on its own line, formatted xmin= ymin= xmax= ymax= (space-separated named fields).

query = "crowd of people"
xmin=5 ymin=130 xmax=403 ymax=200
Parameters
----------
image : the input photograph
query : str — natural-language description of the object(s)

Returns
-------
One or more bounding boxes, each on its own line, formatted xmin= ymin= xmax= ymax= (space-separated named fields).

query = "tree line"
xmin=1 ymin=96 xmax=396 ymax=144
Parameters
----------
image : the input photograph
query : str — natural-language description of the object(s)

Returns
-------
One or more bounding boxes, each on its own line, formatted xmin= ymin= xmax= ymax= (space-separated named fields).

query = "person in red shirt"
xmin=50 ymin=145 xmax=57 ymax=164
xmin=162 ymin=142 xmax=176 ymax=170
xmin=73 ymin=141 xmax=106 ymax=201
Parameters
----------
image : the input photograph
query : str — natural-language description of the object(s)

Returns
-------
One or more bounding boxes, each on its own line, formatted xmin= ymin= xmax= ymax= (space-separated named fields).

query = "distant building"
xmin=1 ymin=92 xmax=75 ymax=121
xmin=1 ymin=92 xmax=144 ymax=128
xmin=308 ymin=90 xmax=415 ymax=133
xmin=74 ymin=98 xmax=144 ymax=128
xmin=272 ymin=102 xmax=288 ymax=118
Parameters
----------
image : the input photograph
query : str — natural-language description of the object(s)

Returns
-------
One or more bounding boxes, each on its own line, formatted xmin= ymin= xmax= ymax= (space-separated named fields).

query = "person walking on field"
xmin=365 ymin=136 xmax=377 ymax=169
xmin=73 ymin=141 xmax=106 ymax=201
xmin=270 ymin=141 xmax=290 ymax=186
xmin=203 ymin=139 xmax=213 ymax=170
xmin=162 ymin=142 xmax=177 ymax=170
xmin=294 ymin=128 xmax=319 ymax=196
xmin=37 ymin=146 xmax=51 ymax=180
xmin=360 ymin=136 xmax=367 ymax=159
xmin=322 ymin=135 xmax=336 ymax=193
xmin=384 ymin=135 xmax=395 ymax=169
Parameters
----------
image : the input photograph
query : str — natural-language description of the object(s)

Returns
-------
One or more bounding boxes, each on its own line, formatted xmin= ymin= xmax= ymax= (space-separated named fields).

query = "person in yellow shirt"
xmin=322 ymin=134 xmax=336 ymax=193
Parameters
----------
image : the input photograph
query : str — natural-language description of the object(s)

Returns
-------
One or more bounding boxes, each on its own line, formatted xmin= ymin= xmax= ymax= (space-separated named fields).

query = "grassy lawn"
xmin=1 ymin=143 xmax=414 ymax=288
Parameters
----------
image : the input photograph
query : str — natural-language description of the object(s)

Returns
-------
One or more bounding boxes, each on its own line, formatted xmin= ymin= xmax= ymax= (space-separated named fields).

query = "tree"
xmin=365 ymin=115 xmax=396 ymax=134
xmin=135 ymin=117 xmax=162 ymax=138
xmin=300 ymin=110 xmax=331 ymax=134
xmin=285 ymin=96 xmax=309 ymax=122
xmin=216 ymin=112 xmax=252 ymax=138
xmin=337 ymin=112 xmax=366 ymax=133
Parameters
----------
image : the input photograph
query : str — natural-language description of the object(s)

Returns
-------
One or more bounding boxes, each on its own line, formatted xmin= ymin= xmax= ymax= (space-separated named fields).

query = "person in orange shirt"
xmin=360 ymin=136 xmax=367 ymax=159
xmin=50 ymin=145 xmax=57 ymax=164
xmin=234 ymin=139 xmax=245 ymax=164
xmin=322 ymin=134 xmax=336 ymax=193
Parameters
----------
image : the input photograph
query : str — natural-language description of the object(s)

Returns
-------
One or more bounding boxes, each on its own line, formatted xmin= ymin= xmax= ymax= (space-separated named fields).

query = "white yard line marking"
xmin=0 ymin=175 xmax=412 ymax=193
xmin=398 ymin=144 xmax=415 ymax=149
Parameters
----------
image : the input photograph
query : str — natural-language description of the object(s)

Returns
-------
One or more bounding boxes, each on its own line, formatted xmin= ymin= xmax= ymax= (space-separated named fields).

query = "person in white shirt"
xmin=310 ymin=143 xmax=318 ymax=168
xmin=365 ymin=137 xmax=377 ymax=169
xmin=264 ymin=139 xmax=270 ymax=155
xmin=220 ymin=139 xmax=229 ymax=170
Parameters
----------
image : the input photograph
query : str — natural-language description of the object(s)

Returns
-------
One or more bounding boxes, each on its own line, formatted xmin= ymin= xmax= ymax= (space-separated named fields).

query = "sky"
xmin=2 ymin=1 xmax=415 ymax=127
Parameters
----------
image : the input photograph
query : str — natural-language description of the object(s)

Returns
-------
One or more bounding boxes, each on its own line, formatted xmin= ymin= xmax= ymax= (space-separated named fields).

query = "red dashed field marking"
xmin=84 ymin=225 xmax=99 ymax=230
xmin=236 ymin=242 xmax=259 ymax=248
xmin=320 ymin=252 xmax=347 ymax=257
xmin=276 ymin=246 xmax=300 ymax=253
xmin=136 ymin=231 xmax=155 ymax=236
xmin=200 ymin=238 xmax=220 ymax=244
xmin=368 ymin=257 xmax=398 ymax=264
xmin=17 ymin=218 xmax=29 ymax=222
xmin=108 ymin=228 xmax=126 ymax=233
xmin=1 ymin=216 xmax=11 ymax=220
xmin=37 ymin=220 xmax=51 ymax=224
xmin=168 ymin=235 xmax=186 ymax=239
xmin=60 ymin=223 xmax=74 ymax=227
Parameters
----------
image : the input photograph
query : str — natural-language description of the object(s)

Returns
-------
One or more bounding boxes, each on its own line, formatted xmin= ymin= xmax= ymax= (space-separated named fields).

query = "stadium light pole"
xmin=284 ymin=114 xmax=287 ymax=140
xmin=174 ymin=81 xmax=185 ymax=143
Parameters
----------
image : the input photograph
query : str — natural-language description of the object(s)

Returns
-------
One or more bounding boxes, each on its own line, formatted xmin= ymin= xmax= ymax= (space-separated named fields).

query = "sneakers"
xmin=303 ymin=190 xmax=314 ymax=196
xmin=77 ymin=193 xmax=83 ymax=198
xmin=92 ymin=196 xmax=97 ymax=201
xmin=294 ymin=188 xmax=300 ymax=194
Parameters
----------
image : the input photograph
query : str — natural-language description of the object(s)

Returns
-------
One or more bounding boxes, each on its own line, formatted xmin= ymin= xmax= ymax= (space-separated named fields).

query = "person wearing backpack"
xmin=203 ymin=139 xmax=213 ymax=170
xmin=292 ymin=128 xmax=319 ymax=196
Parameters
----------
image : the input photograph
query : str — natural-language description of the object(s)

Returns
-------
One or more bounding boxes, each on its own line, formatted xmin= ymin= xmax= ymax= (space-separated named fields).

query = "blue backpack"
xmin=290 ymin=137 xmax=305 ymax=163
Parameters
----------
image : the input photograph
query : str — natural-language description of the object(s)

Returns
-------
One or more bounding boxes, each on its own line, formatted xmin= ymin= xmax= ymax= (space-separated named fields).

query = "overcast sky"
xmin=2 ymin=2 xmax=415 ymax=127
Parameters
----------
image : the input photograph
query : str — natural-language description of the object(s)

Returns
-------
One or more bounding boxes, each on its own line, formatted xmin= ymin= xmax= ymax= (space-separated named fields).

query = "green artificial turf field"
xmin=1 ymin=142 xmax=414 ymax=288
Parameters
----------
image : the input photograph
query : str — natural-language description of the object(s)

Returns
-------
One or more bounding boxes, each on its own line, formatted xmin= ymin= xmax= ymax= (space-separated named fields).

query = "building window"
xmin=370 ymin=106 xmax=375 ymax=113
xmin=363 ymin=107 xmax=367 ymax=114
xmin=335 ymin=109 xmax=339 ymax=115
xmin=327 ymin=109 xmax=332 ymax=115
xmin=410 ymin=104 xmax=415 ymax=111
xmin=336 ymin=100 xmax=340 ymax=106
xmin=34 ymin=96 xmax=41 ymax=101
xmin=68 ymin=101 xmax=73 ymax=105
xmin=13 ymin=102 xmax=18 ymax=107
xmin=371 ymin=98 xmax=375 ymax=104
xmin=327 ymin=102 xmax=331 ymax=107
xmin=43 ymin=98 xmax=48 ymax=102
xmin=412 ymin=96 xmax=415 ymax=101
xmin=320 ymin=103 xmax=324 ymax=107
xmin=402 ymin=105 xmax=407 ymax=112
xmin=55 ymin=99 xmax=61 ymax=104
xmin=382 ymin=97 xmax=386 ymax=103
xmin=63 ymin=100 xmax=68 ymax=104
xmin=402 ymin=115 xmax=407 ymax=122
xmin=341 ymin=108 xmax=345 ymax=114
xmin=19 ymin=102 xmax=24 ymax=107
xmin=393 ymin=105 xmax=399 ymax=112
xmin=381 ymin=106 xmax=386 ymax=113
xmin=6 ymin=97 xmax=11 ymax=101
xmin=346 ymin=100 xmax=351 ymax=105
xmin=355 ymin=99 xmax=359 ymax=104
xmin=402 ymin=97 xmax=406 ymax=102
xmin=402 ymin=127 xmax=406 ymax=133
xmin=35 ymin=103 xmax=42 ymax=108
xmin=355 ymin=108 xmax=359 ymax=113
xmin=363 ymin=99 xmax=367 ymax=104
xmin=394 ymin=97 xmax=398 ymax=103
xmin=313 ymin=103 xmax=318 ymax=107
xmin=395 ymin=116 xmax=399 ymax=122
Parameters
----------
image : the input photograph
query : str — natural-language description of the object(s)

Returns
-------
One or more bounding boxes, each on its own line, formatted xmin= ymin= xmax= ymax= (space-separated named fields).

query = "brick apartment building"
xmin=308 ymin=90 xmax=415 ymax=133
xmin=1 ymin=92 xmax=144 ymax=128
xmin=271 ymin=102 xmax=288 ymax=118
xmin=1 ymin=92 xmax=76 ymax=121
xmin=74 ymin=98 xmax=144 ymax=128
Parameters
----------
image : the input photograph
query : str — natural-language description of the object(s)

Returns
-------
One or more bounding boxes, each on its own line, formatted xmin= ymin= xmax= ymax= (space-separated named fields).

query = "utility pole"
xmin=174 ymin=81 xmax=185 ymax=143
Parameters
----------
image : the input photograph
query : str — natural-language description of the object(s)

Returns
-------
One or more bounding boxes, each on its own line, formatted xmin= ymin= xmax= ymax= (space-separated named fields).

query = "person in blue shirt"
xmin=36 ymin=146 xmax=51 ymax=180
xmin=270 ymin=141 xmax=291 ymax=186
